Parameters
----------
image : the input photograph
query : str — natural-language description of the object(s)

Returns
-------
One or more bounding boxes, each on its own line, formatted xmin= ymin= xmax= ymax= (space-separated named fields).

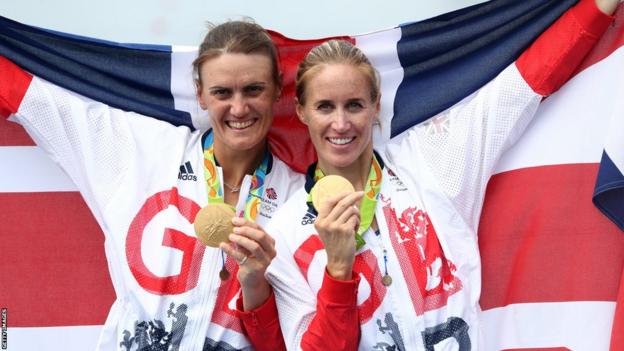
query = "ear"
xmin=276 ymin=71 xmax=284 ymax=101
xmin=195 ymin=79 xmax=208 ymax=110
xmin=295 ymin=98 xmax=307 ymax=125
xmin=373 ymin=94 xmax=381 ymax=124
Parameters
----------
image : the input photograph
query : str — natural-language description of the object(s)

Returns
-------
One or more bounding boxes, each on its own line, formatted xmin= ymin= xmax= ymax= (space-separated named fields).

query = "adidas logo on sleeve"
xmin=178 ymin=161 xmax=197 ymax=181
xmin=300 ymin=212 xmax=316 ymax=225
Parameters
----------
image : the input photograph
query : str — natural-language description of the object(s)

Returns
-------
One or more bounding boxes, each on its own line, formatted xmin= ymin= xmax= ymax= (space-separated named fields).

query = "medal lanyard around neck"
xmin=309 ymin=155 xmax=383 ymax=250
xmin=202 ymin=131 xmax=269 ymax=222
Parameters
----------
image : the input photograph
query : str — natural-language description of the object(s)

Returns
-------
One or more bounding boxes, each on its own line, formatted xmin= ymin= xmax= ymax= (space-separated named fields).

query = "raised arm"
xmin=0 ymin=55 xmax=186 ymax=218
xmin=386 ymin=0 xmax=617 ymax=233
xmin=517 ymin=0 xmax=618 ymax=96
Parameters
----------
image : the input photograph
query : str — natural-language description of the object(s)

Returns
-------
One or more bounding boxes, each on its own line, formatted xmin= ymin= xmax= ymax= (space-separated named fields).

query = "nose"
xmin=230 ymin=93 xmax=249 ymax=117
xmin=332 ymin=109 xmax=350 ymax=132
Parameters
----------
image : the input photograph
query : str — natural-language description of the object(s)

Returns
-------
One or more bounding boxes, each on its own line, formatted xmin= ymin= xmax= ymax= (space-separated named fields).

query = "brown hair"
xmin=295 ymin=40 xmax=380 ymax=105
xmin=193 ymin=20 xmax=281 ymax=89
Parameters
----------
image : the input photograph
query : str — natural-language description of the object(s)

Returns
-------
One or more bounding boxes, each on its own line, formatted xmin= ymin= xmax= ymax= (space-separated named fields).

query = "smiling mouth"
xmin=226 ymin=120 xmax=255 ymax=130
xmin=328 ymin=137 xmax=355 ymax=145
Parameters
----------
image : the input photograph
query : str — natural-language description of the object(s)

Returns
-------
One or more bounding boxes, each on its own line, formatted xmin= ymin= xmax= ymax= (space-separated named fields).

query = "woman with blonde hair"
xmin=266 ymin=0 xmax=619 ymax=349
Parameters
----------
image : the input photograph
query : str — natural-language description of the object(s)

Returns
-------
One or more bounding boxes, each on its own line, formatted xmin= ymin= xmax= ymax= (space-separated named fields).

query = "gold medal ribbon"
xmin=202 ymin=131 xmax=269 ymax=222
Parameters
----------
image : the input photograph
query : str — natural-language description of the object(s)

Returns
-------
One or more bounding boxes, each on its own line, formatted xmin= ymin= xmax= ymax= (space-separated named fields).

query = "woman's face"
xmin=297 ymin=63 xmax=379 ymax=172
xmin=197 ymin=53 xmax=279 ymax=153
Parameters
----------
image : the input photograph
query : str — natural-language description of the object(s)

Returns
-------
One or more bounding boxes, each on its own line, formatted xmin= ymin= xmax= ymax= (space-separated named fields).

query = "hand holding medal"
xmin=311 ymin=175 xmax=363 ymax=246
xmin=310 ymin=156 xmax=388 ymax=284
xmin=219 ymin=216 xmax=277 ymax=311
xmin=311 ymin=175 xmax=364 ymax=281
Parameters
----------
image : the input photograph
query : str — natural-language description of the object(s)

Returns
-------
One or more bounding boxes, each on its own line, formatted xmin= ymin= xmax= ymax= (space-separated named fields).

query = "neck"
xmin=318 ymin=146 xmax=374 ymax=192
xmin=213 ymin=139 xmax=267 ymax=192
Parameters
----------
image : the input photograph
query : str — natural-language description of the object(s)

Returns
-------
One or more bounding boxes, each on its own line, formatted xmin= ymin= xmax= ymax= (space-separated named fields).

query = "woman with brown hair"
xmin=3 ymin=19 xmax=302 ymax=351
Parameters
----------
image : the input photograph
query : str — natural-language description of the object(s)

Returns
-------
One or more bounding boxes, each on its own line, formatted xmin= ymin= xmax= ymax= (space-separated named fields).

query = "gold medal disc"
xmin=381 ymin=274 xmax=393 ymax=287
xmin=193 ymin=203 xmax=236 ymax=248
xmin=310 ymin=175 xmax=355 ymax=210
xmin=219 ymin=267 xmax=230 ymax=281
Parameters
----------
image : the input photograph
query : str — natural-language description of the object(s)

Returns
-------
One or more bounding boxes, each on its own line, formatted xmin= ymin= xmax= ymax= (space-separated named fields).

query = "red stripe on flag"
xmin=0 ymin=117 xmax=35 ymax=146
xmin=610 ymin=268 xmax=624 ymax=350
xmin=0 ymin=192 xmax=115 ymax=327
xmin=479 ymin=163 xmax=624 ymax=310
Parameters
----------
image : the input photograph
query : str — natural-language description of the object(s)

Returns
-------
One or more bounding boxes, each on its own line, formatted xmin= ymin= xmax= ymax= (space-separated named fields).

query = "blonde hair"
xmin=193 ymin=20 xmax=281 ymax=89
xmin=295 ymin=40 xmax=380 ymax=105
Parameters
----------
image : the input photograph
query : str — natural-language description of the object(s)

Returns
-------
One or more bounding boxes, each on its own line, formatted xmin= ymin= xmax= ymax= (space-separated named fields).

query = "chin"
xmin=233 ymin=135 xmax=267 ymax=151
xmin=231 ymin=141 xmax=261 ymax=152
xmin=321 ymin=154 xmax=359 ymax=170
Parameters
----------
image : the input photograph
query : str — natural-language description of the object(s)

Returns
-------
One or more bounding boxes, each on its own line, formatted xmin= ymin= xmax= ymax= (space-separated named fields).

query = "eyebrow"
xmin=346 ymin=98 xmax=365 ymax=103
xmin=313 ymin=97 xmax=366 ymax=104
xmin=207 ymin=86 xmax=231 ymax=92
xmin=207 ymin=81 xmax=268 ymax=90
xmin=244 ymin=82 xmax=268 ymax=87
xmin=314 ymin=99 xmax=333 ymax=105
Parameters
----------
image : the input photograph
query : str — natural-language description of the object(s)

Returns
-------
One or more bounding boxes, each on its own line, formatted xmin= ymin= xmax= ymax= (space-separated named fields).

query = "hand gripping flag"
xmin=1 ymin=0 xmax=623 ymax=350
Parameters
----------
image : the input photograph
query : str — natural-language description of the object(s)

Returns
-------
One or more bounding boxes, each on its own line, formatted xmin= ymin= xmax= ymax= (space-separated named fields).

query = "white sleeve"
xmin=13 ymin=76 xmax=165 ymax=214
xmin=265 ymin=217 xmax=317 ymax=351
xmin=386 ymin=64 xmax=542 ymax=231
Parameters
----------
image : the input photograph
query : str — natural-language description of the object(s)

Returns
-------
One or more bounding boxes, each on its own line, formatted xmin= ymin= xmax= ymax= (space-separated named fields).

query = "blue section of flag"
xmin=0 ymin=15 xmax=194 ymax=129
xmin=392 ymin=0 xmax=577 ymax=138
xmin=593 ymin=151 xmax=624 ymax=230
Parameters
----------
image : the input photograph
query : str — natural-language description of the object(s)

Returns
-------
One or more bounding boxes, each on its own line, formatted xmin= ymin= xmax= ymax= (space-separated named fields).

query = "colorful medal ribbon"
xmin=203 ymin=131 xmax=269 ymax=222
xmin=308 ymin=155 xmax=383 ymax=250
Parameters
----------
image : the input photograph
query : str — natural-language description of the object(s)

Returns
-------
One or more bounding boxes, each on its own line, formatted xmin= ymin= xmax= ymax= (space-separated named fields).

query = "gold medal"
xmin=310 ymin=175 xmax=355 ymax=210
xmin=194 ymin=203 xmax=236 ymax=248
xmin=219 ymin=267 xmax=230 ymax=281
xmin=381 ymin=274 xmax=393 ymax=287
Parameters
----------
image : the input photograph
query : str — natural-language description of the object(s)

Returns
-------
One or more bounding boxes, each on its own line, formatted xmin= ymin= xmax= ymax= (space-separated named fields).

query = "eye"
xmin=346 ymin=100 xmax=364 ymax=112
xmin=209 ymin=88 xmax=232 ymax=99
xmin=316 ymin=101 xmax=334 ymax=112
xmin=244 ymin=84 xmax=266 ymax=96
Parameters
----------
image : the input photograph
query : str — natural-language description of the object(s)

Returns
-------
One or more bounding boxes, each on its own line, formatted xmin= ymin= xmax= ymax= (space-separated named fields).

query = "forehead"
xmin=305 ymin=64 xmax=371 ymax=101
xmin=199 ymin=53 xmax=273 ymax=86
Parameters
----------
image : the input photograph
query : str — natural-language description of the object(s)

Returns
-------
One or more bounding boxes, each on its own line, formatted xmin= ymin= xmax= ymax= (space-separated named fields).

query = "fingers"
xmin=230 ymin=217 xmax=276 ymax=256
xmin=317 ymin=191 xmax=364 ymax=235
xmin=219 ymin=241 xmax=248 ymax=264
xmin=314 ymin=191 xmax=365 ymax=252
xmin=318 ymin=191 xmax=364 ymax=221
xmin=346 ymin=211 xmax=361 ymax=232
xmin=221 ymin=217 xmax=276 ymax=267
xmin=336 ymin=202 xmax=360 ymax=227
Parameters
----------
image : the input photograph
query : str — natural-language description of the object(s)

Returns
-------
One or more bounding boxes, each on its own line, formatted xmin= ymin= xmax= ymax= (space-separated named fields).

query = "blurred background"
xmin=0 ymin=0 xmax=486 ymax=44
